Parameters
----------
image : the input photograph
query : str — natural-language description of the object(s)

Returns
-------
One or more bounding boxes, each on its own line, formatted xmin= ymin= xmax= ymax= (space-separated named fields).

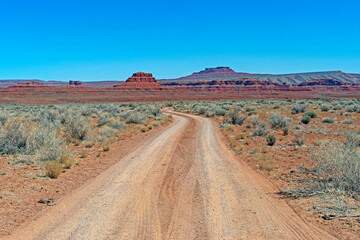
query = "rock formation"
xmin=69 ymin=80 xmax=82 ymax=86
xmin=114 ymin=72 xmax=162 ymax=88
xmin=159 ymin=67 xmax=360 ymax=85
xmin=167 ymin=67 xmax=251 ymax=81
xmin=297 ymin=78 xmax=349 ymax=87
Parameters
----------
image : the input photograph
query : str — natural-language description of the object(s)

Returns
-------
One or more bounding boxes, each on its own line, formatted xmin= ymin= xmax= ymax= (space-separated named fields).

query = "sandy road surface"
xmin=7 ymin=111 xmax=335 ymax=240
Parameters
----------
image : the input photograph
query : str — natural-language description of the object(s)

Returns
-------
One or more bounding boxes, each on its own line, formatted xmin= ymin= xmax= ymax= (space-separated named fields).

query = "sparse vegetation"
xmin=0 ymin=102 xmax=169 ymax=179
xmin=322 ymin=117 xmax=335 ymax=123
xmin=45 ymin=160 xmax=62 ymax=179
xmin=301 ymin=114 xmax=311 ymax=124
xmin=266 ymin=135 xmax=276 ymax=146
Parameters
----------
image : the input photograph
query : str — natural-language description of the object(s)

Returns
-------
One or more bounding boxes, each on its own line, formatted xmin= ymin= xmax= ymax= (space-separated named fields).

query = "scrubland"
xmin=0 ymin=102 xmax=171 ymax=234
xmin=171 ymin=98 xmax=360 ymax=234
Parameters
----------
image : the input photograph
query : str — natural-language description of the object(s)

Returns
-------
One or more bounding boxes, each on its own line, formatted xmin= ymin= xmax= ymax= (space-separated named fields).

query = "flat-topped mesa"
xmin=115 ymin=72 xmax=162 ymax=88
xmin=126 ymin=72 xmax=157 ymax=83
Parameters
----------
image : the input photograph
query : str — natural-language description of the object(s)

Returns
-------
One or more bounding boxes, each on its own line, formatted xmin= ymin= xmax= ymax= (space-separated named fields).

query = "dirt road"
xmin=7 ymin=111 xmax=335 ymax=240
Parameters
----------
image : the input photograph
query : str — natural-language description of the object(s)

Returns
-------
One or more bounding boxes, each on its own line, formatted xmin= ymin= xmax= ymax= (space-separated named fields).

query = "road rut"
xmin=7 ymin=111 xmax=335 ymax=240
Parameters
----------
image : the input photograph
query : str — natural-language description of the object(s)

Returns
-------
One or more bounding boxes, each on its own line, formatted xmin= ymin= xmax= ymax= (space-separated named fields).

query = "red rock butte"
xmin=115 ymin=72 xmax=162 ymax=88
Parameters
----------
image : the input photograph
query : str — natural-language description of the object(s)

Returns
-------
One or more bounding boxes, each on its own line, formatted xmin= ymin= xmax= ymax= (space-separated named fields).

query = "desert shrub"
xmin=248 ymin=115 xmax=259 ymax=127
xmin=152 ymin=121 xmax=160 ymax=127
xmin=301 ymin=115 xmax=311 ymax=124
xmin=304 ymin=112 xmax=317 ymax=118
xmin=65 ymin=115 xmax=92 ymax=140
xmin=228 ymin=108 xmax=245 ymax=125
xmin=125 ymin=112 xmax=147 ymax=124
xmin=213 ymin=107 xmax=226 ymax=116
xmin=149 ymin=106 xmax=162 ymax=117
xmin=345 ymin=132 xmax=360 ymax=147
xmin=98 ymin=126 xmax=117 ymax=140
xmin=345 ymin=105 xmax=358 ymax=113
xmin=292 ymin=133 xmax=305 ymax=146
xmin=322 ymin=117 xmax=335 ymax=123
xmin=245 ymin=106 xmax=255 ymax=112
xmin=266 ymin=135 xmax=276 ymax=146
xmin=27 ymin=125 xmax=63 ymax=161
xmin=252 ymin=121 xmax=269 ymax=137
xmin=291 ymin=103 xmax=307 ymax=114
xmin=247 ymin=111 xmax=257 ymax=116
xmin=108 ymin=119 xmax=126 ymax=130
xmin=0 ymin=112 xmax=9 ymax=125
xmin=313 ymin=140 xmax=360 ymax=196
xmin=44 ymin=160 xmax=62 ymax=179
xmin=320 ymin=103 xmax=331 ymax=112
xmin=0 ymin=118 xmax=27 ymax=155
xmin=268 ymin=113 xmax=292 ymax=130
xmin=79 ymin=105 xmax=93 ymax=116
xmin=342 ymin=119 xmax=354 ymax=124
xmin=258 ymin=156 xmax=274 ymax=171
xmin=333 ymin=105 xmax=342 ymax=110
xmin=97 ymin=112 xmax=112 ymax=126
xmin=140 ymin=126 xmax=148 ymax=132
xmin=60 ymin=153 xmax=73 ymax=169
xmin=196 ymin=106 xmax=207 ymax=115
xmin=206 ymin=111 xmax=214 ymax=117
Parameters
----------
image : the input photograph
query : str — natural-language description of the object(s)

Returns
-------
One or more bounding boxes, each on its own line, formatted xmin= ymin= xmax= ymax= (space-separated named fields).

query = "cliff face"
xmin=160 ymin=67 xmax=360 ymax=85
xmin=115 ymin=72 xmax=162 ymax=88
xmin=296 ymin=78 xmax=353 ymax=87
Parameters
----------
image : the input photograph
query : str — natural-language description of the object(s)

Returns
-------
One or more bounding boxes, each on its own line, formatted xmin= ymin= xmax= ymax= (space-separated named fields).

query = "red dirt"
xmin=4 ymin=112 xmax=336 ymax=240
xmin=0 ymin=121 xmax=172 ymax=236
xmin=0 ymin=83 xmax=360 ymax=104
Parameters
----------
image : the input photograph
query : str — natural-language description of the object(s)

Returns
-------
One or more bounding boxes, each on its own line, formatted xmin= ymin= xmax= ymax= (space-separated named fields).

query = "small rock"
xmin=39 ymin=199 xmax=54 ymax=206
xmin=322 ymin=214 xmax=335 ymax=220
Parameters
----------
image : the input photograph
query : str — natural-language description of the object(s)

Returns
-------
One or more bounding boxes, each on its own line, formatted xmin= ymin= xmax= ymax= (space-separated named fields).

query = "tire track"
xmin=7 ymin=111 xmax=336 ymax=240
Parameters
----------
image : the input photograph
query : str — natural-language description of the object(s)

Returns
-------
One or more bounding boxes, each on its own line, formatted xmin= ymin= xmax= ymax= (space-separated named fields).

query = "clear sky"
xmin=0 ymin=0 xmax=359 ymax=81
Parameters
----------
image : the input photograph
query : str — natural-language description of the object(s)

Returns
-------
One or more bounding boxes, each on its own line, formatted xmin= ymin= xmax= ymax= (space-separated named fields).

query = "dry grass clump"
xmin=60 ymin=153 xmax=74 ymax=169
xmin=44 ymin=160 xmax=62 ymax=179
xmin=292 ymin=133 xmax=305 ymax=146
xmin=140 ymin=126 xmax=148 ymax=132
xmin=258 ymin=155 xmax=274 ymax=171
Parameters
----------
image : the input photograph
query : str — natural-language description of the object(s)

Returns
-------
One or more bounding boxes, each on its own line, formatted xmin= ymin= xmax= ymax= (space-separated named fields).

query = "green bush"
xmin=301 ymin=115 xmax=311 ymax=124
xmin=304 ymin=112 xmax=317 ymax=118
xmin=266 ymin=135 xmax=276 ymax=146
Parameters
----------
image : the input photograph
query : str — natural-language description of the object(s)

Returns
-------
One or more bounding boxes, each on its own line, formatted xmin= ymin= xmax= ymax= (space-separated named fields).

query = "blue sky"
xmin=0 ymin=0 xmax=359 ymax=81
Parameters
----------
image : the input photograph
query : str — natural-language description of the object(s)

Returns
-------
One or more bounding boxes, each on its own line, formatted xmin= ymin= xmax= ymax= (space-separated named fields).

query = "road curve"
xmin=7 ymin=111 xmax=335 ymax=240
